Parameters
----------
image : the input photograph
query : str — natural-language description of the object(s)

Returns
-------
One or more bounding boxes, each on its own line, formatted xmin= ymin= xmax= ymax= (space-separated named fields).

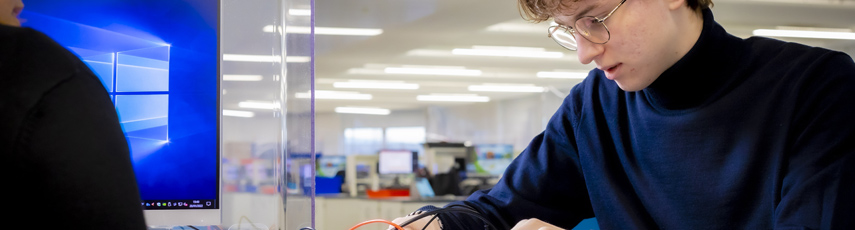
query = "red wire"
xmin=349 ymin=219 xmax=405 ymax=230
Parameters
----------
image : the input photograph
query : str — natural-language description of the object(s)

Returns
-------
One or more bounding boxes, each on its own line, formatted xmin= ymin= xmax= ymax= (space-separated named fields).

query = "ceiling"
xmin=221 ymin=0 xmax=855 ymax=116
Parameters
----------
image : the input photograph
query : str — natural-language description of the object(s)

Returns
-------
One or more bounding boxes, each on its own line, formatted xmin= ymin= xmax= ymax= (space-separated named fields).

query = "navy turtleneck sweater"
xmin=428 ymin=9 xmax=855 ymax=230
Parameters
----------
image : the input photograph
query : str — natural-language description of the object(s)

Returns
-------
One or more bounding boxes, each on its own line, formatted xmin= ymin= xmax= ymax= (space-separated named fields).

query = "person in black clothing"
xmin=0 ymin=1 xmax=147 ymax=228
xmin=390 ymin=0 xmax=855 ymax=229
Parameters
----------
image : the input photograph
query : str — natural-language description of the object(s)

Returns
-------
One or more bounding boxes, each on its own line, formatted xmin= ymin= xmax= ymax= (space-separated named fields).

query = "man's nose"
xmin=575 ymin=37 xmax=604 ymax=65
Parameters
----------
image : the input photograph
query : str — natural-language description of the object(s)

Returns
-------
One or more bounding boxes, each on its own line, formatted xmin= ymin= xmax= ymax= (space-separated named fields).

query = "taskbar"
xmin=141 ymin=199 xmax=217 ymax=209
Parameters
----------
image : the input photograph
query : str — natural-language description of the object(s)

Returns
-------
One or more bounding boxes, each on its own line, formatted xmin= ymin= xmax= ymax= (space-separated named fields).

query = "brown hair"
xmin=518 ymin=0 xmax=714 ymax=23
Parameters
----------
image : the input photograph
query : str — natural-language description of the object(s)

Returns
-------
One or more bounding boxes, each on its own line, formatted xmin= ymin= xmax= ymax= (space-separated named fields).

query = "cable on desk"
xmin=349 ymin=219 xmax=405 ymax=230
xmin=398 ymin=205 xmax=499 ymax=230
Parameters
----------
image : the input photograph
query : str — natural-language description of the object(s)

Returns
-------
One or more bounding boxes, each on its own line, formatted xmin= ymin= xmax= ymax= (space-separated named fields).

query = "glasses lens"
xmin=575 ymin=16 xmax=609 ymax=44
xmin=548 ymin=26 xmax=578 ymax=51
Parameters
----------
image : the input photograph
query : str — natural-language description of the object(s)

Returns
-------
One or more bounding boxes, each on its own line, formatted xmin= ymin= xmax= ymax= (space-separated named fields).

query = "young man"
xmin=1 ymin=0 xmax=147 ymax=228
xmin=391 ymin=0 xmax=855 ymax=229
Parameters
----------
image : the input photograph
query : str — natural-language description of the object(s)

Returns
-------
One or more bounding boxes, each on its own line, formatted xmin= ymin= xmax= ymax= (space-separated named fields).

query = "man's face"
xmin=0 ymin=0 xmax=23 ymax=27
xmin=553 ymin=0 xmax=685 ymax=91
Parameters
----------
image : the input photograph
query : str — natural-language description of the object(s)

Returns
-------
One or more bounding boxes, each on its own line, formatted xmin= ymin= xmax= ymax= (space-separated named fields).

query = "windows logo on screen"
xmin=19 ymin=12 xmax=173 ymax=162
xmin=80 ymin=45 xmax=172 ymax=162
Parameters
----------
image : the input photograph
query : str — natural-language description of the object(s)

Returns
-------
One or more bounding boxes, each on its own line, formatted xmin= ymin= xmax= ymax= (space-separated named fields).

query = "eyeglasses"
xmin=547 ymin=0 xmax=627 ymax=51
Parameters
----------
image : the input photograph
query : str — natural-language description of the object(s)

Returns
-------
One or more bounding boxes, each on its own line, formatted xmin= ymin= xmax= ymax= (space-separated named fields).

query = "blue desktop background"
xmin=21 ymin=0 xmax=219 ymax=203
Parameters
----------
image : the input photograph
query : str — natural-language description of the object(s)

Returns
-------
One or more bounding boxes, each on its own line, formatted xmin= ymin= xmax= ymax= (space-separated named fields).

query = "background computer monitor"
xmin=21 ymin=0 xmax=220 ymax=226
xmin=378 ymin=150 xmax=417 ymax=175
xmin=472 ymin=144 xmax=514 ymax=176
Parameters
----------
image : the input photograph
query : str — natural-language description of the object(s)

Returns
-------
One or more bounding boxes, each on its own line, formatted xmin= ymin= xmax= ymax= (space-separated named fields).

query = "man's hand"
xmin=511 ymin=218 xmax=566 ymax=230
xmin=386 ymin=211 xmax=442 ymax=230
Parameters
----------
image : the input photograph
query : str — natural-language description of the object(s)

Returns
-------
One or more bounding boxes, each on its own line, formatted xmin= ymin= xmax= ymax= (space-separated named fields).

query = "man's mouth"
xmin=13 ymin=6 xmax=23 ymax=17
xmin=603 ymin=63 xmax=621 ymax=73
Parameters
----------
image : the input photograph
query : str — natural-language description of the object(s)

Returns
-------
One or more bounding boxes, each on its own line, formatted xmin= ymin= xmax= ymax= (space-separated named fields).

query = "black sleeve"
xmin=773 ymin=53 xmax=855 ymax=229
xmin=417 ymin=84 xmax=594 ymax=230
xmin=10 ymin=61 xmax=148 ymax=229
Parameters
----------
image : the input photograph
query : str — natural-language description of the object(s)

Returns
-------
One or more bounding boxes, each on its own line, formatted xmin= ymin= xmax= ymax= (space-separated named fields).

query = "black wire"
xmin=444 ymin=209 xmax=498 ymax=230
xmin=399 ymin=206 xmax=499 ymax=230
xmin=186 ymin=226 xmax=200 ymax=230
xmin=433 ymin=204 xmax=498 ymax=229
xmin=421 ymin=214 xmax=440 ymax=230
xmin=398 ymin=207 xmax=453 ymax=227
xmin=446 ymin=204 xmax=511 ymax=229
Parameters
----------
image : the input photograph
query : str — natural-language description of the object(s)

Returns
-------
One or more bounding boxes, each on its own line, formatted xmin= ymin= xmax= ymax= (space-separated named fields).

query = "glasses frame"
xmin=547 ymin=0 xmax=627 ymax=51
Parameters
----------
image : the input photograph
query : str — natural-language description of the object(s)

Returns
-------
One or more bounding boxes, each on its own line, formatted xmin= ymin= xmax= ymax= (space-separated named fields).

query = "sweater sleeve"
xmin=427 ymin=84 xmax=595 ymax=229
xmin=773 ymin=53 xmax=855 ymax=229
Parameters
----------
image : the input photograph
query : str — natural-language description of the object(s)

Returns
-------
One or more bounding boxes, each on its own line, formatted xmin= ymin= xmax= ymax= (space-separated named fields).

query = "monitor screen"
xmin=21 ymin=0 xmax=220 ymax=226
xmin=472 ymin=144 xmax=514 ymax=176
xmin=317 ymin=155 xmax=346 ymax=178
xmin=378 ymin=150 xmax=416 ymax=175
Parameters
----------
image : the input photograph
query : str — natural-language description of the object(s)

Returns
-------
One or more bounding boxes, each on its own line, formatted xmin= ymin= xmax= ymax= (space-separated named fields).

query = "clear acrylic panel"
xmin=221 ymin=0 xmax=315 ymax=229
xmin=283 ymin=0 xmax=317 ymax=228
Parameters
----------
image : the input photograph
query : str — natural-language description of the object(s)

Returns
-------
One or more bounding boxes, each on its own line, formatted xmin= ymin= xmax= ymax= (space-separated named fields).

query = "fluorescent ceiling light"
xmin=263 ymin=25 xmax=279 ymax=33
xmin=416 ymin=94 xmax=490 ymax=102
xmin=224 ymin=54 xmax=280 ymax=62
xmin=335 ymin=107 xmax=391 ymax=115
xmin=537 ymin=71 xmax=589 ymax=79
xmin=223 ymin=75 xmax=263 ymax=81
xmin=238 ymin=101 xmax=279 ymax=110
xmin=486 ymin=22 xmax=542 ymax=33
xmin=452 ymin=46 xmax=563 ymax=58
xmin=753 ymin=27 xmax=855 ymax=40
xmin=222 ymin=54 xmax=310 ymax=63
xmin=289 ymin=9 xmax=311 ymax=16
xmin=333 ymin=80 xmax=419 ymax=90
xmin=385 ymin=67 xmax=482 ymax=76
xmin=295 ymin=90 xmax=373 ymax=100
xmin=286 ymin=56 xmax=311 ymax=63
xmin=406 ymin=49 xmax=452 ymax=57
xmin=223 ymin=109 xmax=255 ymax=118
xmin=468 ymin=84 xmax=546 ymax=93
xmin=264 ymin=25 xmax=383 ymax=36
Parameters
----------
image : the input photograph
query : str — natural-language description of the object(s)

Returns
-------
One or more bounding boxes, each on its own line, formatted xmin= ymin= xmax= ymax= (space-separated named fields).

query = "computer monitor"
xmin=472 ymin=144 xmax=514 ymax=176
xmin=378 ymin=150 xmax=417 ymax=175
xmin=21 ymin=0 xmax=220 ymax=226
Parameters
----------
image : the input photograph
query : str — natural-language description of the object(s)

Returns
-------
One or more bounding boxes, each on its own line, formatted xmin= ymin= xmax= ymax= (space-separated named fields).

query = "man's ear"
xmin=666 ymin=0 xmax=686 ymax=11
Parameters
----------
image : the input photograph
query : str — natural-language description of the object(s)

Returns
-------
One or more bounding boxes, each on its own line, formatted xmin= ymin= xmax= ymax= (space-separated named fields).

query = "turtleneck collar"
xmin=641 ymin=9 xmax=749 ymax=111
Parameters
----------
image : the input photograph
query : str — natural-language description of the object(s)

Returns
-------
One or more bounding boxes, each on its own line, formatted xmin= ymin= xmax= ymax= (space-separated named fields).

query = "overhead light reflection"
xmin=452 ymin=46 xmax=563 ymax=58
xmin=289 ymin=9 xmax=311 ymax=16
xmin=753 ymin=28 xmax=855 ymax=40
xmin=263 ymin=25 xmax=383 ymax=36
xmin=537 ymin=71 xmax=589 ymax=79
xmin=333 ymin=80 xmax=419 ymax=90
xmin=223 ymin=75 xmax=263 ymax=81
xmin=295 ymin=90 xmax=373 ymax=100
xmin=238 ymin=100 xmax=279 ymax=110
xmin=335 ymin=107 xmax=390 ymax=115
xmin=385 ymin=67 xmax=481 ymax=76
xmin=223 ymin=109 xmax=256 ymax=118
xmin=416 ymin=94 xmax=490 ymax=102
xmin=468 ymin=84 xmax=546 ymax=92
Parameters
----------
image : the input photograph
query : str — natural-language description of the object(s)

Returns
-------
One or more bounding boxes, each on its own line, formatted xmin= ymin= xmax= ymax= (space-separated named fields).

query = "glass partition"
xmin=221 ymin=0 xmax=315 ymax=229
